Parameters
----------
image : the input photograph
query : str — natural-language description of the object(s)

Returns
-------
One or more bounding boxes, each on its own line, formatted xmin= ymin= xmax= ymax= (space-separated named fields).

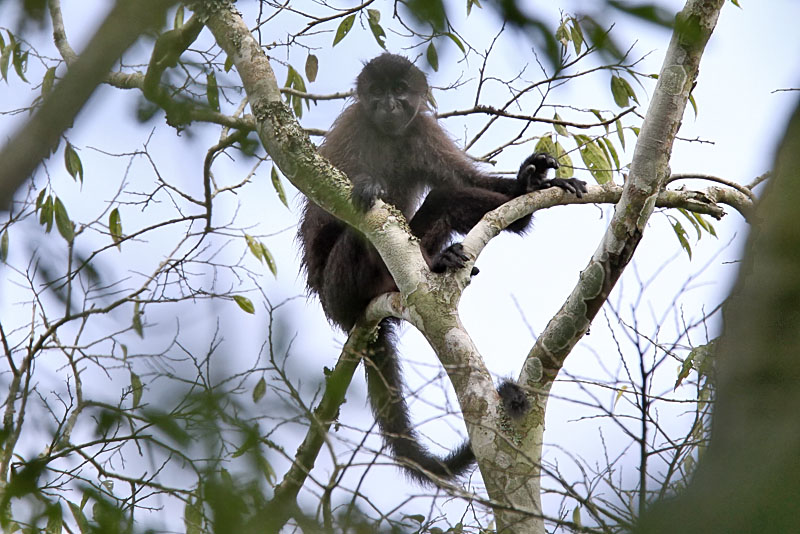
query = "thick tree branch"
xmin=462 ymin=180 xmax=752 ymax=262
xmin=527 ymin=0 xmax=726 ymax=388
xmin=0 ymin=0 xmax=177 ymax=208
xmin=464 ymin=2 xmax=725 ymax=532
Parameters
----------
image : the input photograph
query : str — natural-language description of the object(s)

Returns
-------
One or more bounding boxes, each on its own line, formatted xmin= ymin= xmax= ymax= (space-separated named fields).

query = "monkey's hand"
xmin=431 ymin=243 xmax=479 ymax=276
xmin=547 ymin=177 xmax=588 ymax=198
xmin=517 ymin=152 xmax=587 ymax=198
xmin=351 ymin=174 xmax=387 ymax=211
xmin=517 ymin=152 xmax=559 ymax=191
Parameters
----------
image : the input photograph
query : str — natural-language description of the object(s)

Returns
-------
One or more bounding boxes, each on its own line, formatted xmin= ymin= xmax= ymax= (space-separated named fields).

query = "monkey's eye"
xmin=392 ymin=81 xmax=409 ymax=95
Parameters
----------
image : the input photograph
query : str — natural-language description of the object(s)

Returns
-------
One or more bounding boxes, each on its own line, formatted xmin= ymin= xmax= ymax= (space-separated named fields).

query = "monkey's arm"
xmin=411 ymin=153 xmax=586 ymax=271
xmin=466 ymin=153 xmax=587 ymax=199
xmin=350 ymin=173 xmax=387 ymax=212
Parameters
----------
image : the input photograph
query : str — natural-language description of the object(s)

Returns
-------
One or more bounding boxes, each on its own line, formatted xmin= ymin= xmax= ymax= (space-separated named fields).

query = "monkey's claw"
xmin=432 ymin=243 xmax=471 ymax=273
xmin=526 ymin=152 xmax=559 ymax=172
xmin=549 ymin=177 xmax=588 ymax=198
xmin=351 ymin=179 xmax=386 ymax=211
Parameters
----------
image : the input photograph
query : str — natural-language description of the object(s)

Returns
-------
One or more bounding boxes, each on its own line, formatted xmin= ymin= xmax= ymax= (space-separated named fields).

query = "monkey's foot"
xmin=431 ymin=243 xmax=471 ymax=273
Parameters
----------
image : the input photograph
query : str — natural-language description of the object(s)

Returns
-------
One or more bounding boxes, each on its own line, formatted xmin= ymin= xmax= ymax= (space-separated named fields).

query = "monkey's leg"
xmin=410 ymin=187 xmax=532 ymax=268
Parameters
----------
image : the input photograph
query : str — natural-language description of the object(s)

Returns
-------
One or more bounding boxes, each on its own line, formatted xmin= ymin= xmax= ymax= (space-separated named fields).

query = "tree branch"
xmin=0 ymin=0 xmax=177 ymax=208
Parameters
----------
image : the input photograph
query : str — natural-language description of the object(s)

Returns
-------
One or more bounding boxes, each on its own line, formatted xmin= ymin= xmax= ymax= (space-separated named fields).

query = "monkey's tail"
xmin=364 ymin=320 xmax=475 ymax=485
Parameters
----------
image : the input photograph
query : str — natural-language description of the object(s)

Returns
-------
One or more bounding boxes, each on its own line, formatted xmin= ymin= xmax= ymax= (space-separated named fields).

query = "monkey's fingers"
xmin=522 ymin=152 xmax=560 ymax=172
xmin=431 ymin=243 xmax=470 ymax=272
xmin=351 ymin=180 xmax=386 ymax=211
xmin=549 ymin=177 xmax=587 ymax=198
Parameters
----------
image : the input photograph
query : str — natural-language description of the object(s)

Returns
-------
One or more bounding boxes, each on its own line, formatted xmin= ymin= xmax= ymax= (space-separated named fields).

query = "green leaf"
xmin=689 ymin=210 xmax=717 ymax=238
xmin=535 ymin=134 xmax=556 ymax=159
xmin=426 ymin=42 xmax=438 ymax=71
xmin=610 ymin=75 xmax=637 ymax=108
xmin=675 ymin=354 xmax=693 ymax=390
xmin=42 ymin=66 xmax=56 ymax=97
xmin=444 ymin=32 xmax=466 ymax=54
xmin=285 ymin=66 xmax=307 ymax=118
xmin=245 ymin=233 xmax=263 ymax=262
xmin=622 ymin=76 xmax=638 ymax=104
xmin=53 ymin=196 xmax=75 ymax=243
xmin=1 ymin=230 xmax=8 ymax=263
xmin=258 ymin=453 xmax=276 ymax=483
xmin=109 ymin=208 xmax=123 ymax=249
xmin=289 ymin=66 xmax=307 ymax=93
xmin=40 ymin=194 xmax=54 ymax=233
xmin=610 ymin=75 xmax=628 ymax=107
xmin=261 ymin=243 xmax=278 ymax=277
xmin=206 ymin=72 xmax=219 ymax=112
xmin=613 ymin=385 xmax=628 ymax=410
xmin=572 ymin=506 xmax=582 ymax=528
xmin=466 ymin=0 xmax=482 ymax=15
xmin=553 ymin=112 xmax=568 ymax=137
xmin=367 ymin=9 xmax=386 ymax=49
xmin=575 ymin=135 xmax=612 ymax=184
xmin=553 ymin=140 xmax=574 ymax=179
xmin=253 ymin=377 xmax=267 ymax=403
xmin=244 ymin=234 xmax=278 ymax=275
xmin=45 ymin=503 xmax=63 ymax=534
xmin=271 ymin=166 xmax=288 ymax=207
xmin=233 ymin=295 xmax=255 ymax=314
xmin=36 ymin=188 xmax=47 ymax=210
xmin=600 ymin=136 xmax=620 ymax=169
xmin=231 ymin=429 xmax=259 ymax=458
xmin=536 ymin=135 xmax=573 ymax=179
xmin=184 ymin=497 xmax=203 ymax=534
xmin=678 ymin=208 xmax=702 ymax=239
xmin=132 ymin=302 xmax=144 ymax=337
xmin=555 ymin=20 xmax=570 ymax=48
xmin=12 ymin=43 xmax=28 ymax=83
xmin=131 ymin=371 xmax=143 ymax=408
xmin=261 ymin=242 xmax=277 ymax=277
xmin=69 ymin=501 xmax=90 ymax=534
xmin=570 ymin=18 xmax=584 ymax=55
xmin=689 ymin=93 xmax=698 ymax=118
xmin=304 ymin=53 xmax=318 ymax=82
xmin=671 ymin=220 xmax=692 ymax=259
xmin=143 ymin=408 xmax=190 ymax=445
xmin=64 ymin=142 xmax=84 ymax=183
xmin=332 ymin=14 xmax=356 ymax=46
xmin=615 ymin=118 xmax=625 ymax=149
xmin=224 ymin=54 xmax=234 ymax=72
xmin=0 ymin=44 xmax=10 ymax=81
xmin=173 ymin=5 xmax=185 ymax=28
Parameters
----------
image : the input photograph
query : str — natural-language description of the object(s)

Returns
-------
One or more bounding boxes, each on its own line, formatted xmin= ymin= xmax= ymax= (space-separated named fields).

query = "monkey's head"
xmin=356 ymin=54 xmax=429 ymax=137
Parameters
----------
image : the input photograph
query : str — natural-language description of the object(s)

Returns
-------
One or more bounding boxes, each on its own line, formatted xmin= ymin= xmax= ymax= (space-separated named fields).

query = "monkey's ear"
xmin=426 ymin=88 xmax=437 ymax=110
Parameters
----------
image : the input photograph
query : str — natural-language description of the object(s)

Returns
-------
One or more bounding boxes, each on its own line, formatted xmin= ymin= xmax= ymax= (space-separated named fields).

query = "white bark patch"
xmin=659 ymin=64 xmax=688 ymax=96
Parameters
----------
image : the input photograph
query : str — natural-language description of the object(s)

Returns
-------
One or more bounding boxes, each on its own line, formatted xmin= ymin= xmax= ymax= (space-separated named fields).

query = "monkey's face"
xmin=356 ymin=54 xmax=428 ymax=137
xmin=361 ymin=80 xmax=423 ymax=136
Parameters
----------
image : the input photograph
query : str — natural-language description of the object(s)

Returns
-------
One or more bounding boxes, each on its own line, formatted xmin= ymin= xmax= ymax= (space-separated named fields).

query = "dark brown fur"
xmin=298 ymin=54 xmax=585 ymax=484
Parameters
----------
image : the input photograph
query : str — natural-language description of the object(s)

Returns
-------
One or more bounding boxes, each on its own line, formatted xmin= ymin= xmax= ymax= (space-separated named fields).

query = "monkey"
xmin=298 ymin=53 xmax=586 ymax=484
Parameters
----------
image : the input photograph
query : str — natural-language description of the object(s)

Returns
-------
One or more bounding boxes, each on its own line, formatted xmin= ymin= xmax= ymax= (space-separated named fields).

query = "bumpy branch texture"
xmin=483 ymin=2 xmax=725 ymax=533
xmin=527 ymin=0 xmax=726 ymax=387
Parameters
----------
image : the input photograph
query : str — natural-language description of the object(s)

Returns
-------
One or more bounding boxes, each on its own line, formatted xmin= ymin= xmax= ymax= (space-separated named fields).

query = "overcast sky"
xmin=1 ymin=0 xmax=799 ymax=529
